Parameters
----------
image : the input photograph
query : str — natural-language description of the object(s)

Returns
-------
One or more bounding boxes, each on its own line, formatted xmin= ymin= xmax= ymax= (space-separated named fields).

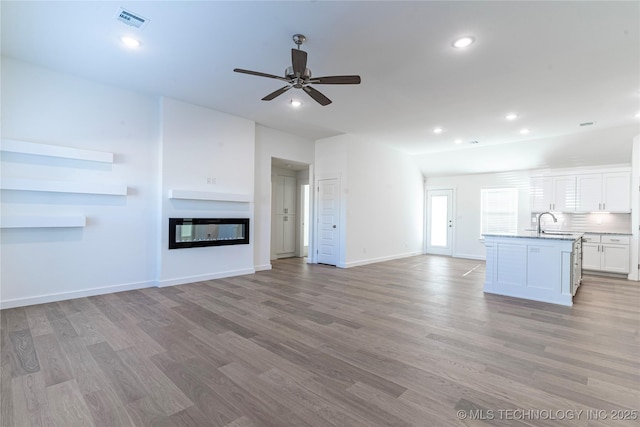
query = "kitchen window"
xmin=481 ymin=187 xmax=518 ymax=235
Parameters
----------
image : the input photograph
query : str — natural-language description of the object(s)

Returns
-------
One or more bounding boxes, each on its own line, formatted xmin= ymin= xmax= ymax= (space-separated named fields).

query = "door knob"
xmin=332 ymin=225 xmax=336 ymax=228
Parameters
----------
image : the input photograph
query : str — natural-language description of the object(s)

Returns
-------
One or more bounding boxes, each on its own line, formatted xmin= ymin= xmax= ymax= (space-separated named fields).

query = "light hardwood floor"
xmin=1 ymin=256 xmax=639 ymax=426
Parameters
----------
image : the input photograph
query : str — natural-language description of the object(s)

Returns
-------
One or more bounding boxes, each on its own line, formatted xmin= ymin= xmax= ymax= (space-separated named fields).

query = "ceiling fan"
xmin=233 ymin=34 xmax=361 ymax=106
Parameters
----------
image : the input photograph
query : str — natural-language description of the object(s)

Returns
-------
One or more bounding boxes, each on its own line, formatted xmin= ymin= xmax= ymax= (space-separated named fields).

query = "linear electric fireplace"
xmin=169 ymin=218 xmax=249 ymax=249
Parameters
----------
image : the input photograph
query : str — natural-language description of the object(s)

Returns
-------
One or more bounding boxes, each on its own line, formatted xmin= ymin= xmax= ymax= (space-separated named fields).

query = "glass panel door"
xmin=426 ymin=189 xmax=453 ymax=255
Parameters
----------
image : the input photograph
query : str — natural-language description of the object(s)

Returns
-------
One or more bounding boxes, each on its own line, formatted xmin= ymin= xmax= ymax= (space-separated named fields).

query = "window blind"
xmin=481 ymin=188 xmax=518 ymax=235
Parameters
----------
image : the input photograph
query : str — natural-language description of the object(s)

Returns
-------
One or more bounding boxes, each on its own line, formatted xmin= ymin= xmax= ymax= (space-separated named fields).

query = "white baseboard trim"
xmin=254 ymin=264 xmax=272 ymax=272
xmin=343 ymin=251 xmax=423 ymax=268
xmin=157 ymin=268 xmax=256 ymax=288
xmin=453 ymin=253 xmax=486 ymax=261
xmin=0 ymin=280 xmax=155 ymax=309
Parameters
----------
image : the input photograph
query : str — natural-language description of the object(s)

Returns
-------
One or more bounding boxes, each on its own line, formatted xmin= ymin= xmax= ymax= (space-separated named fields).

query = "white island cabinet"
xmin=483 ymin=233 xmax=583 ymax=306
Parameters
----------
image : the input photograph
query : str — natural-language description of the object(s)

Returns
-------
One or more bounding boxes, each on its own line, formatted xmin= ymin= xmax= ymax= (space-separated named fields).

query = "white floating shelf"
xmin=168 ymin=189 xmax=251 ymax=203
xmin=1 ymin=139 xmax=114 ymax=163
xmin=1 ymin=178 xmax=127 ymax=196
xmin=1 ymin=215 xmax=86 ymax=229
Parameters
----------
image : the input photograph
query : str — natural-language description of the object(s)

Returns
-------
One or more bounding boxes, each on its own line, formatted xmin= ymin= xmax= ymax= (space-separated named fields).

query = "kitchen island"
xmin=483 ymin=232 xmax=583 ymax=306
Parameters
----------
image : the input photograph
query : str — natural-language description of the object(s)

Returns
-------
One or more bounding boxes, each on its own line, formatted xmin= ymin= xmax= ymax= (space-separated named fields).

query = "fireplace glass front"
xmin=169 ymin=218 xmax=249 ymax=249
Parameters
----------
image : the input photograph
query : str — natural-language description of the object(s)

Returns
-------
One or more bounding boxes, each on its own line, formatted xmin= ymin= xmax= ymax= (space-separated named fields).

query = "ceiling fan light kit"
xmin=452 ymin=36 xmax=475 ymax=48
xmin=234 ymin=34 xmax=361 ymax=106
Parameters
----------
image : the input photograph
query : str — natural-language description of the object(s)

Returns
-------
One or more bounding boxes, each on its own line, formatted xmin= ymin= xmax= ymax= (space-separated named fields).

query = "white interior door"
xmin=317 ymin=179 xmax=340 ymax=265
xmin=426 ymin=189 xmax=454 ymax=255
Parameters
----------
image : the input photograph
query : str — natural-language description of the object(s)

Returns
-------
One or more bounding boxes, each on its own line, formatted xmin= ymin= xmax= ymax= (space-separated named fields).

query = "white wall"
xmin=427 ymin=165 xmax=634 ymax=261
xmin=1 ymin=58 xmax=323 ymax=307
xmin=631 ymin=135 xmax=639 ymax=281
xmin=254 ymin=125 xmax=314 ymax=270
xmin=158 ymin=97 xmax=256 ymax=286
xmin=427 ymin=171 xmax=532 ymax=260
xmin=1 ymin=57 xmax=160 ymax=307
xmin=315 ymin=134 xmax=424 ymax=268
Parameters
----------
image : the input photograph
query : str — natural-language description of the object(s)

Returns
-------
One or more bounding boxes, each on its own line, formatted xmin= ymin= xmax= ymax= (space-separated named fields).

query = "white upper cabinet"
xmin=274 ymin=175 xmax=297 ymax=214
xmin=530 ymin=176 xmax=576 ymax=212
xmin=602 ymin=172 xmax=631 ymax=212
xmin=576 ymin=174 xmax=602 ymax=212
xmin=552 ymin=176 xmax=577 ymax=212
xmin=576 ymin=172 xmax=630 ymax=212
xmin=272 ymin=174 xmax=298 ymax=257
xmin=530 ymin=177 xmax=553 ymax=212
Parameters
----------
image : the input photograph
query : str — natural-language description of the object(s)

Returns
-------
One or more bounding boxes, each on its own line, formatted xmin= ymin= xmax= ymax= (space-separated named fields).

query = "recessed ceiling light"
xmin=505 ymin=113 xmax=518 ymax=120
xmin=120 ymin=36 xmax=141 ymax=48
xmin=454 ymin=139 xmax=463 ymax=144
xmin=290 ymin=99 xmax=302 ymax=108
xmin=635 ymin=112 xmax=640 ymax=118
xmin=520 ymin=128 xmax=530 ymax=135
xmin=433 ymin=127 xmax=443 ymax=134
xmin=452 ymin=36 xmax=475 ymax=49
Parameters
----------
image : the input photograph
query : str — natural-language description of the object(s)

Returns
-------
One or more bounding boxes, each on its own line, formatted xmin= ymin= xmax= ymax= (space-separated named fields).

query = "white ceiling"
xmin=2 ymin=1 xmax=639 ymax=176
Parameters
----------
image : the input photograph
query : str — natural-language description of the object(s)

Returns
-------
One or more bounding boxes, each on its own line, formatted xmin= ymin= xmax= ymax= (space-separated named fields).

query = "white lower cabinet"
xmin=581 ymin=234 xmax=630 ymax=274
xmin=572 ymin=239 xmax=582 ymax=295
xmin=582 ymin=234 xmax=601 ymax=270
xmin=274 ymin=214 xmax=296 ymax=257
xmin=602 ymin=244 xmax=630 ymax=273
xmin=484 ymin=234 xmax=580 ymax=306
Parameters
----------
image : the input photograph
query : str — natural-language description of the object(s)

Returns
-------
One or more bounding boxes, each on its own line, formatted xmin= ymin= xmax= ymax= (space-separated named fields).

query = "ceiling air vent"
xmin=469 ymin=140 xmax=479 ymax=145
xmin=116 ymin=7 xmax=148 ymax=29
xmin=579 ymin=121 xmax=595 ymax=127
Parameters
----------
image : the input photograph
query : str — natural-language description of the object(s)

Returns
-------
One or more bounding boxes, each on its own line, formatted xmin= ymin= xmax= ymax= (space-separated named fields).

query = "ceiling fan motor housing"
xmin=285 ymin=66 xmax=311 ymax=80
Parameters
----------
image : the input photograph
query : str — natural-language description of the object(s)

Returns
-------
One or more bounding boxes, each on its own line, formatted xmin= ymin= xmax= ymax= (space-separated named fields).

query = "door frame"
xmin=270 ymin=172 xmax=296 ymax=260
xmin=425 ymin=187 xmax=456 ymax=256
xmin=313 ymin=173 xmax=342 ymax=267
xmin=297 ymin=180 xmax=310 ymax=258
xmin=270 ymin=161 xmax=313 ymax=262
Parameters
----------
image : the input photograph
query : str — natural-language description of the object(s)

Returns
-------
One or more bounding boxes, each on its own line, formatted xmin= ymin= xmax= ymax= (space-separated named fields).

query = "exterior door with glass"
xmin=426 ymin=189 xmax=454 ymax=255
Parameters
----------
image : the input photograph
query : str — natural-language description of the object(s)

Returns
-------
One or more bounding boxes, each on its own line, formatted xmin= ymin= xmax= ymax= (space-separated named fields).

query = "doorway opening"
xmin=302 ymin=184 xmax=310 ymax=257
xmin=271 ymin=158 xmax=311 ymax=261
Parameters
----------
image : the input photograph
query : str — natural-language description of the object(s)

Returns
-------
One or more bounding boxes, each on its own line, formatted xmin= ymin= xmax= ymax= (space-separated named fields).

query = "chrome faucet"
xmin=537 ymin=211 xmax=557 ymax=234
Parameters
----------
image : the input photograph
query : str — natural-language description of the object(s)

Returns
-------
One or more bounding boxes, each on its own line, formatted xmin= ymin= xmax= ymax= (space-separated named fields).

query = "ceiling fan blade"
xmin=261 ymin=85 xmax=292 ymax=101
xmin=291 ymin=49 xmax=308 ymax=77
xmin=303 ymin=86 xmax=332 ymax=106
xmin=308 ymin=75 xmax=361 ymax=85
xmin=234 ymin=68 xmax=290 ymax=82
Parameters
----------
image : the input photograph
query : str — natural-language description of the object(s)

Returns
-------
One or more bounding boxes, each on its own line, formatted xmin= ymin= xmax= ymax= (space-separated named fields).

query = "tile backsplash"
xmin=530 ymin=213 xmax=631 ymax=234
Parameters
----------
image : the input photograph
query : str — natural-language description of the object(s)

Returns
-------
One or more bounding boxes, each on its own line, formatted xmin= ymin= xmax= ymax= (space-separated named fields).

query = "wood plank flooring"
xmin=1 ymin=256 xmax=639 ymax=426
